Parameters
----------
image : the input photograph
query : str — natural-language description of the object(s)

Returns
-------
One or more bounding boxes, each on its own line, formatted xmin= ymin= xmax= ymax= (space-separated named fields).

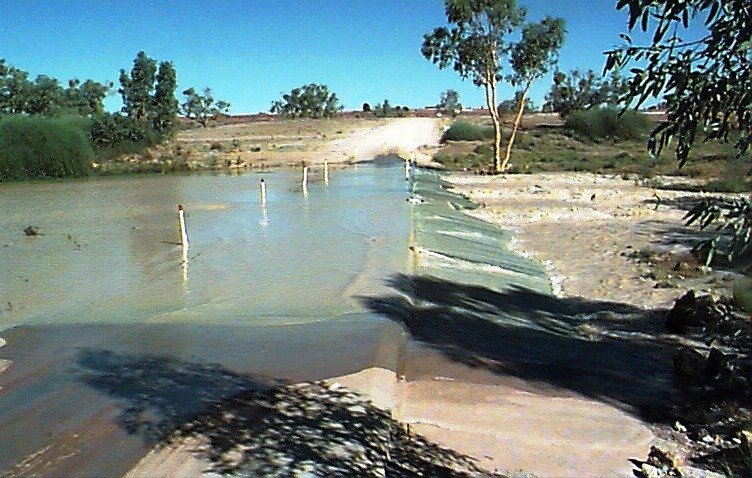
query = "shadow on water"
xmin=77 ymin=349 xmax=501 ymax=477
xmin=77 ymin=349 xmax=276 ymax=444
xmin=360 ymin=273 xmax=682 ymax=422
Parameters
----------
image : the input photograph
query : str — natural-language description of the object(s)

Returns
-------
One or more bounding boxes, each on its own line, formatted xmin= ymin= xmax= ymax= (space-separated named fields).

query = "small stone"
xmin=23 ymin=226 xmax=38 ymax=236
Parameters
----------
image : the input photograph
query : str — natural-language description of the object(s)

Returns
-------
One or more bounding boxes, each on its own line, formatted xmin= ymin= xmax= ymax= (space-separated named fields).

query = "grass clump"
xmin=564 ymin=107 xmax=653 ymax=141
xmin=442 ymin=120 xmax=495 ymax=142
xmin=0 ymin=115 xmax=93 ymax=181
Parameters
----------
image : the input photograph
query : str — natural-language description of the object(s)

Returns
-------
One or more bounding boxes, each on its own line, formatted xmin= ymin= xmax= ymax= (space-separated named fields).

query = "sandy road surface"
xmin=321 ymin=117 xmax=444 ymax=163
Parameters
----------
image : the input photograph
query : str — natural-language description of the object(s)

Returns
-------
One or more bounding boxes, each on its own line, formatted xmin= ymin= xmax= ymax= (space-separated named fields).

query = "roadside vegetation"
xmin=0 ymin=115 xmax=93 ymax=180
xmin=434 ymin=115 xmax=749 ymax=192
xmin=0 ymin=52 xmax=238 ymax=181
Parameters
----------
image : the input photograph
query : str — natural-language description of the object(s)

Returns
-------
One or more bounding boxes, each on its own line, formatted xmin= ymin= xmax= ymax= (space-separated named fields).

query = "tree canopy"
xmin=542 ymin=69 xmax=628 ymax=117
xmin=270 ymin=84 xmax=342 ymax=119
xmin=182 ymin=87 xmax=231 ymax=127
xmin=152 ymin=61 xmax=179 ymax=133
xmin=0 ymin=59 xmax=110 ymax=117
xmin=119 ymin=51 xmax=157 ymax=121
xmin=438 ymin=89 xmax=463 ymax=117
xmin=607 ymin=0 xmax=751 ymax=261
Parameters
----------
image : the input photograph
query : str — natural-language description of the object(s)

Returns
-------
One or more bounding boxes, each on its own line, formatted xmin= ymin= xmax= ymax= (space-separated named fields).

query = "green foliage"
xmin=270 ymin=83 xmax=342 ymax=119
xmin=421 ymin=0 xmax=525 ymax=87
xmin=685 ymin=197 xmax=751 ymax=265
xmin=89 ymin=113 xmax=161 ymax=159
xmin=443 ymin=120 xmax=495 ymax=141
xmin=498 ymin=90 xmax=536 ymax=115
xmin=152 ymin=61 xmax=179 ymax=133
xmin=543 ymin=69 xmax=629 ymax=117
xmin=362 ymin=102 xmax=371 ymax=113
xmin=608 ymin=0 xmax=752 ymax=262
xmin=564 ymin=107 xmax=653 ymax=140
xmin=371 ymin=99 xmax=410 ymax=118
xmin=509 ymin=16 xmax=566 ymax=87
xmin=438 ymin=89 xmax=463 ymax=117
xmin=64 ymin=79 xmax=111 ymax=116
xmin=119 ymin=51 xmax=157 ymax=120
xmin=606 ymin=0 xmax=751 ymax=166
xmin=181 ymin=87 xmax=231 ymax=127
xmin=0 ymin=59 xmax=110 ymax=117
xmin=0 ymin=115 xmax=92 ymax=180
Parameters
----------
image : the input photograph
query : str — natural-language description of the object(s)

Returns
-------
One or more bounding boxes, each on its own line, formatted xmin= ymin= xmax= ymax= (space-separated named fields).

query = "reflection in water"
xmin=0 ymin=164 xmax=410 ymax=328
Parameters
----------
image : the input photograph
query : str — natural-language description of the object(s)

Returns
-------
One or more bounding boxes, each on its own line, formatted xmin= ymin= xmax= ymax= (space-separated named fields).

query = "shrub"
xmin=89 ymin=113 xmax=162 ymax=161
xmin=442 ymin=120 xmax=495 ymax=142
xmin=0 ymin=115 xmax=93 ymax=180
xmin=564 ymin=107 xmax=653 ymax=141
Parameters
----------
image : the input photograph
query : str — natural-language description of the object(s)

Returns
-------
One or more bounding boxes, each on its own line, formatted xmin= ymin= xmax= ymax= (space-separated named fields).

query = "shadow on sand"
xmin=360 ymin=273 xmax=682 ymax=422
xmin=77 ymin=349 xmax=502 ymax=477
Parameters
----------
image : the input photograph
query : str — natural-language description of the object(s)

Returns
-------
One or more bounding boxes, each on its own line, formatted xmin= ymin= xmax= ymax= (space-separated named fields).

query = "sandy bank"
xmin=331 ymin=366 xmax=652 ymax=478
xmin=124 ymin=361 xmax=652 ymax=478
xmin=449 ymin=172 xmax=717 ymax=309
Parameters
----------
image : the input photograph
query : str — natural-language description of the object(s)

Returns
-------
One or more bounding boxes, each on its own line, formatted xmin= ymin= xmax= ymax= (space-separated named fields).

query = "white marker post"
xmin=324 ymin=160 xmax=329 ymax=186
xmin=405 ymin=157 xmax=410 ymax=180
xmin=260 ymin=178 xmax=267 ymax=205
xmin=178 ymin=204 xmax=189 ymax=282
xmin=302 ymin=166 xmax=309 ymax=196
xmin=178 ymin=204 xmax=189 ymax=247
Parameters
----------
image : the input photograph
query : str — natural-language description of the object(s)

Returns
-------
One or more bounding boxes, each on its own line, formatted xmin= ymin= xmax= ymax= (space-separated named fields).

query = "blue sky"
xmin=2 ymin=1 xmax=650 ymax=114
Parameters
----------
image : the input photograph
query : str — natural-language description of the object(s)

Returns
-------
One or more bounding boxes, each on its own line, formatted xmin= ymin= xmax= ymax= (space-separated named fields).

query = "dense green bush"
xmin=90 ymin=113 xmax=162 ymax=160
xmin=564 ymin=107 xmax=653 ymax=141
xmin=0 ymin=115 xmax=93 ymax=180
xmin=442 ymin=120 xmax=495 ymax=142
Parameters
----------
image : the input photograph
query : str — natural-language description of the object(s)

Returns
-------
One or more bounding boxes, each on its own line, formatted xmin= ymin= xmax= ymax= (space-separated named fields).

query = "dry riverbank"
xmin=98 ymin=117 xmax=445 ymax=174
xmin=449 ymin=172 xmax=724 ymax=309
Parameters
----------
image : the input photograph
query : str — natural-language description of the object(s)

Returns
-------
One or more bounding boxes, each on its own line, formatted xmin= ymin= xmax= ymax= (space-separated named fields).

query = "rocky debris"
xmin=631 ymin=446 xmax=682 ymax=478
xmin=665 ymin=291 xmax=733 ymax=334
xmin=662 ymin=289 xmax=752 ymax=477
xmin=23 ymin=226 xmax=38 ymax=236
xmin=673 ymin=347 xmax=708 ymax=378
xmin=174 ymin=381 xmax=504 ymax=477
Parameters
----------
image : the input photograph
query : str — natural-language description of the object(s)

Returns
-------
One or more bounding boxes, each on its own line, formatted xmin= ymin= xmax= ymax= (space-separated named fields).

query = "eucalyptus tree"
xmin=64 ymin=79 xmax=110 ymax=116
xmin=422 ymin=0 xmax=525 ymax=173
xmin=502 ymin=16 xmax=565 ymax=170
xmin=152 ymin=61 xmax=179 ymax=133
xmin=606 ymin=0 xmax=750 ymax=166
xmin=119 ymin=51 xmax=157 ymax=121
xmin=25 ymin=75 xmax=64 ymax=115
xmin=182 ymin=87 xmax=230 ymax=127
xmin=606 ymin=0 xmax=751 ymax=261
xmin=542 ymin=69 xmax=628 ymax=117
xmin=270 ymin=83 xmax=342 ymax=119
xmin=0 ymin=60 xmax=31 ymax=114
xmin=438 ymin=89 xmax=463 ymax=117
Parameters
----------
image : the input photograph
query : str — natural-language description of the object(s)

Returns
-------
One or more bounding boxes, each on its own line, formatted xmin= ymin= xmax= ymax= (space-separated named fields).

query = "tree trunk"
xmin=483 ymin=76 xmax=503 ymax=174
xmin=500 ymin=82 xmax=531 ymax=173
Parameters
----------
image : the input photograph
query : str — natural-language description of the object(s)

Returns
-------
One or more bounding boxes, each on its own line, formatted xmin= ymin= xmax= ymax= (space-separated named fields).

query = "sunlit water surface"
xmin=0 ymin=162 xmax=411 ymax=329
